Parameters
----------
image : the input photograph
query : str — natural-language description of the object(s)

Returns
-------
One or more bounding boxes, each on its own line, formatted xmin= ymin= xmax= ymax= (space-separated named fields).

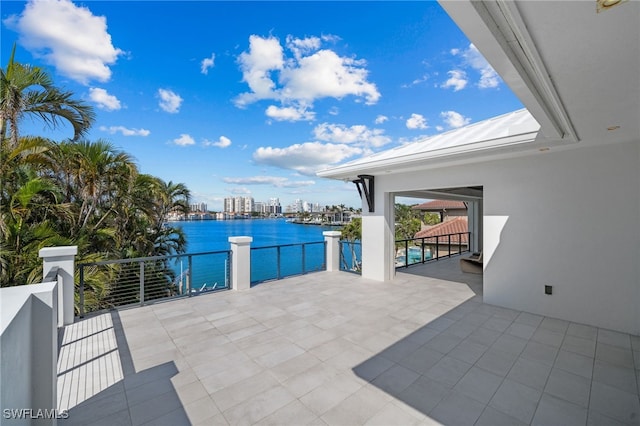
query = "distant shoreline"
xmin=288 ymin=220 xmax=344 ymax=226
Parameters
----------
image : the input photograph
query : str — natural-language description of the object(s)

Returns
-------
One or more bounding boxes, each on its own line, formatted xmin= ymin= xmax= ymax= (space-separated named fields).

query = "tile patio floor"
xmin=58 ymin=256 xmax=640 ymax=425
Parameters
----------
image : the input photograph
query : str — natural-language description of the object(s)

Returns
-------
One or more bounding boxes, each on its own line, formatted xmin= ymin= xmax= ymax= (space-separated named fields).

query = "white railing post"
xmin=228 ymin=236 xmax=252 ymax=290
xmin=323 ymin=231 xmax=342 ymax=272
xmin=39 ymin=246 xmax=77 ymax=326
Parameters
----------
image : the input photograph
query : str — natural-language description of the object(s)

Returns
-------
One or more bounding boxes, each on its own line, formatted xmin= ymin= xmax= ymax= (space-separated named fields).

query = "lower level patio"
xmin=58 ymin=255 xmax=640 ymax=425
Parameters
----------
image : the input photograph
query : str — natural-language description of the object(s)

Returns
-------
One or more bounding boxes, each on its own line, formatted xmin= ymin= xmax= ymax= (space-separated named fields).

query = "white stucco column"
xmin=229 ymin=236 xmax=252 ymax=290
xmin=39 ymin=245 xmax=77 ymax=326
xmin=323 ymin=231 xmax=342 ymax=272
xmin=361 ymin=191 xmax=395 ymax=282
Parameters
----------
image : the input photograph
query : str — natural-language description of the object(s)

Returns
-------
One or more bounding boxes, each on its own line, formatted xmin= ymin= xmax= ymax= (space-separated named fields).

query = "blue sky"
xmin=1 ymin=0 xmax=523 ymax=211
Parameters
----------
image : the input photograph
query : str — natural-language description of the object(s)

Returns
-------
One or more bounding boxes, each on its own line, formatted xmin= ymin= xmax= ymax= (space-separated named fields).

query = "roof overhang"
xmin=319 ymin=0 xmax=639 ymax=182
xmin=438 ymin=0 xmax=578 ymax=142
xmin=318 ymin=109 xmax=542 ymax=181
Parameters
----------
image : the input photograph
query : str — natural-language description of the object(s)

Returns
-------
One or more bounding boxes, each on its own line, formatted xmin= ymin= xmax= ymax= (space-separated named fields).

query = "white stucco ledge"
xmin=228 ymin=236 xmax=253 ymax=245
xmin=323 ymin=231 xmax=342 ymax=238
xmin=0 ymin=282 xmax=57 ymax=335
xmin=39 ymin=246 xmax=78 ymax=258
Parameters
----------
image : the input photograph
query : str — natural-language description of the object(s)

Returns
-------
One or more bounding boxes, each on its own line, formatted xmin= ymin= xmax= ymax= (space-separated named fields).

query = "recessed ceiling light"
xmin=607 ymin=125 xmax=620 ymax=131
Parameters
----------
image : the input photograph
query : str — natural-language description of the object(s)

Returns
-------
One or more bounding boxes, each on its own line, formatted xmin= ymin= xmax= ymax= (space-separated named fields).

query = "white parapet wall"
xmin=1 ymin=281 xmax=58 ymax=425
xmin=229 ymin=236 xmax=253 ymax=290
xmin=323 ymin=231 xmax=342 ymax=272
xmin=39 ymin=246 xmax=77 ymax=327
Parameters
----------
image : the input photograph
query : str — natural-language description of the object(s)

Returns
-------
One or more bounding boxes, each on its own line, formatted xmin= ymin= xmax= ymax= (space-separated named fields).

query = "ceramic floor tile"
xmin=507 ymin=357 xmax=552 ymax=391
xmin=554 ymin=349 xmax=594 ymax=379
xmin=589 ymin=381 xmax=640 ymax=424
xmin=371 ymin=364 xmax=420 ymax=395
xmin=596 ymin=342 xmax=635 ymax=369
xmin=475 ymin=406 xmax=527 ymax=426
xmin=489 ymin=378 xmax=542 ymax=424
xmin=598 ymin=329 xmax=632 ymax=349
xmin=453 ymin=366 xmax=503 ymax=404
xmin=561 ymin=334 xmax=597 ymax=358
xmin=448 ymin=339 xmax=489 ymax=365
xmin=476 ymin=348 xmax=518 ymax=377
xmin=429 ymin=390 xmax=485 ymax=426
xmin=532 ymin=393 xmax=587 ymax=426
xmin=397 ymin=375 xmax=451 ymax=414
xmin=592 ymin=360 xmax=638 ymax=395
xmin=544 ymin=368 xmax=591 ymax=407
xmin=520 ymin=340 xmax=559 ymax=366
xmin=424 ymin=355 xmax=473 ymax=387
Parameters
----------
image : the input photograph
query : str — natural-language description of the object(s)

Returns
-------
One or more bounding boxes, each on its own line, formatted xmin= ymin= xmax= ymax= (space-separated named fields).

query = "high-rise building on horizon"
xmin=189 ymin=202 xmax=207 ymax=212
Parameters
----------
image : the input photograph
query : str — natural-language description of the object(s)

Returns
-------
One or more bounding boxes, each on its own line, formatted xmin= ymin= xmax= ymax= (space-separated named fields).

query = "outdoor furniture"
xmin=460 ymin=251 xmax=483 ymax=274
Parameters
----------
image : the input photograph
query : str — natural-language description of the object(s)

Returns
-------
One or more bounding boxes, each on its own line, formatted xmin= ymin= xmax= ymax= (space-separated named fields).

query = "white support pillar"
xmin=39 ymin=245 xmax=77 ymax=327
xmin=361 ymin=191 xmax=395 ymax=282
xmin=323 ymin=231 xmax=342 ymax=272
xmin=229 ymin=236 xmax=252 ymax=290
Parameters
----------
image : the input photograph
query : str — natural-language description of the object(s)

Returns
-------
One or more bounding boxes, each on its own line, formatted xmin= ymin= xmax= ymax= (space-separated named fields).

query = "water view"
xmin=172 ymin=218 xmax=342 ymax=289
xmin=175 ymin=218 xmax=339 ymax=252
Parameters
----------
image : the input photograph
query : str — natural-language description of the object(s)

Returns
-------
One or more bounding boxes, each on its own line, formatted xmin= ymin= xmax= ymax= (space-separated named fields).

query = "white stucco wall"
xmin=1 ymin=282 xmax=58 ymax=424
xmin=367 ymin=140 xmax=640 ymax=334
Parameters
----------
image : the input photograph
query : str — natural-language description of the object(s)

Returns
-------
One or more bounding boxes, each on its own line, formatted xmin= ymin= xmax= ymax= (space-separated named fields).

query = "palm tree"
xmin=0 ymin=172 xmax=72 ymax=286
xmin=1 ymin=44 xmax=95 ymax=148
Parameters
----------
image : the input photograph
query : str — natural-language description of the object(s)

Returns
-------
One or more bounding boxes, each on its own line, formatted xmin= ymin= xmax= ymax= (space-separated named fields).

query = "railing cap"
xmin=323 ymin=231 xmax=342 ymax=237
xmin=39 ymin=245 xmax=78 ymax=258
xmin=229 ymin=236 xmax=253 ymax=244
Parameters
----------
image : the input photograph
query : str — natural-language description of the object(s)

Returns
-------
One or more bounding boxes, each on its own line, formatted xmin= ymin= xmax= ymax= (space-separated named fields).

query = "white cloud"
xmin=99 ymin=125 xmax=150 ymax=136
xmin=235 ymin=35 xmax=285 ymax=106
xmin=450 ymin=44 xmax=501 ymax=89
xmin=200 ymin=53 xmax=215 ymax=74
xmin=235 ymin=34 xmax=380 ymax=118
xmin=406 ymin=113 xmax=428 ymax=130
xmin=402 ymin=74 xmax=429 ymax=88
xmin=253 ymin=142 xmax=363 ymax=175
xmin=203 ymin=136 xmax=232 ymax=148
xmin=285 ymin=35 xmax=321 ymax=60
xmin=158 ymin=88 xmax=183 ymax=113
xmin=230 ymin=187 xmax=252 ymax=195
xmin=265 ymin=105 xmax=315 ymax=122
xmin=89 ymin=87 xmax=121 ymax=111
xmin=374 ymin=115 xmax=388 ymax=124
xmin=280 ymin=49 xmax=380 ymax=105
xmin=441 ymin=69 xmax=468 ymax=91
xmin=222 ymin=176 xmax=315 ymax=188
xmin=4 ymin=0 xmax=123 ymax=85
xmin=313 ymin=123 xmax=391 ymax=148
xmin=463 ymin=44 xmax=500 ymax=88
xmin=441 ymin=110 xmax=471 ymax=129
xmin=172 ymin=134 xmax=195 ymax=146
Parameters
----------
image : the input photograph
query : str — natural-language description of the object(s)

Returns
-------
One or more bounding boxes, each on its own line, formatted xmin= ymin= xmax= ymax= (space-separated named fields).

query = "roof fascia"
xmin=317 ymin=129 xmax=539 ymax=180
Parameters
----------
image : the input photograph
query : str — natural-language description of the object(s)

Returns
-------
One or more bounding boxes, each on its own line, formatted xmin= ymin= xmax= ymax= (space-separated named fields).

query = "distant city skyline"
xmin=1 ymin=1 xmax=523 ymax=210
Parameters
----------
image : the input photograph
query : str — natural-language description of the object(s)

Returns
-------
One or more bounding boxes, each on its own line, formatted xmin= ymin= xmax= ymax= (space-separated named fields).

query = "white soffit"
xmin=318 ymin=109 xmax=540 ymax=180
xmin=439 ymin=0 xmax=640 ymax=147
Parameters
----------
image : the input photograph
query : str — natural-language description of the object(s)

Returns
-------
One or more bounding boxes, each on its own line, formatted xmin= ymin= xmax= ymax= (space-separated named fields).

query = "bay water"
xmin=171 ymin=218 xmax=341 ymax=288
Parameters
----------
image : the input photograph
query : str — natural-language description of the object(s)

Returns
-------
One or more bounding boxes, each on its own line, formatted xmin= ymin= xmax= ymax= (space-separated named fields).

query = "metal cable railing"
xmin=78 ymin=250 xmax=231 ymax=316
xmin=395 ymin=232 xmax=471 ymax=268
xmin=340 ymin=241 xmax=362 ymax=274
xmin=250 ymin=241 xmax=326 ymax=284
